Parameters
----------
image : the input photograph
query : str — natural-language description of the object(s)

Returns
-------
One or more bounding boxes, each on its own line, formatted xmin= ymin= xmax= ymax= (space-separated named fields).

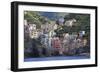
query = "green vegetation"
xmin=55 ymin=13 xmax=90 ymax=38
xmin=24 ymin=11 xmax=51 ymax=29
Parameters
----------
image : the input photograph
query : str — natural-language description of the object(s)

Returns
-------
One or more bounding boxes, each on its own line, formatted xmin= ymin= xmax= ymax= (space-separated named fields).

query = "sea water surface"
xmin=24 ymin=55 xmax=90 ymax=62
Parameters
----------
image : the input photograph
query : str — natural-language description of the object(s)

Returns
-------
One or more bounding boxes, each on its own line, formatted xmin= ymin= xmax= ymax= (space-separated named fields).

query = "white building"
xmin=24 ymin=20 xmax=28 ymax=26
xmin=28 ymin=24 xmax=39 ymax=39
xmin=53 ymin=24 xmax=58 ymax=30
xmin=64 ymin=19 xmax=76 ymax=27
xmin=29 ymin=30 xmax=39 ymax=39
xmin=29 ymin=24 xmax=36 ymax=30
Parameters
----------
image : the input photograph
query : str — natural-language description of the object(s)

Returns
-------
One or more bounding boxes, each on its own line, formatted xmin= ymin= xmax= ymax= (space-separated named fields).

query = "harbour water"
xmin=24 ymin=55 xmax=90 ymax=62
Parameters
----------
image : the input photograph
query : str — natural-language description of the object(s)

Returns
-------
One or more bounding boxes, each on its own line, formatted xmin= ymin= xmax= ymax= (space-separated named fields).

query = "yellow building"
xmin=29 ymin=30 xmax=38 ymax=39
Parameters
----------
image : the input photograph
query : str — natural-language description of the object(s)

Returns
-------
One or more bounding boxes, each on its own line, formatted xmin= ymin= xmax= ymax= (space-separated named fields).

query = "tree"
xmin=64 ymin=13 xmax=90 ymax=33
xmin=55 ymin=13 xmax=90 ymax=38
xmin=24 ymin=11 xmax=51 ymax=29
